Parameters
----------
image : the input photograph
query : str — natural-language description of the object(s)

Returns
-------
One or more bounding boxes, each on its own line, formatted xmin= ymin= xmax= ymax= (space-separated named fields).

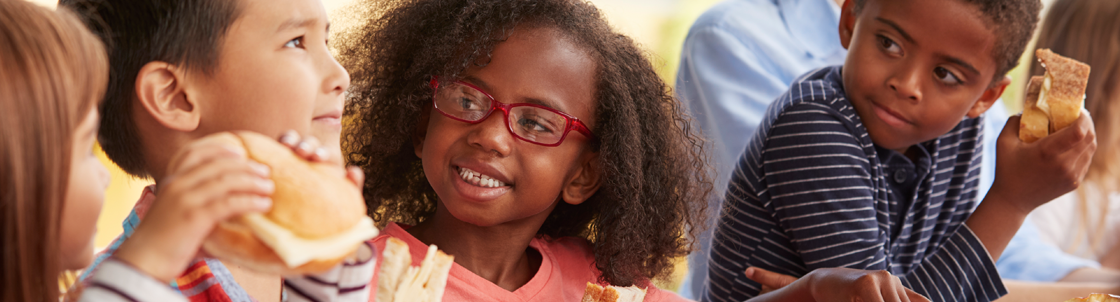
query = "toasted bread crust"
xmin=1020 ymin=76 xmax=1049 ymax=143
xmin=582 ymin=283 xmax=604 ymax=302
xmin=1036 ymin=49 xmax=1090 ymax=131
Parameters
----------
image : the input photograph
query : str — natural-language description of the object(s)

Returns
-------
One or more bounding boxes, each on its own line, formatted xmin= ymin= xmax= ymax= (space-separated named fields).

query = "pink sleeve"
xmin=645 ymin=286 xmax=696 ymax=302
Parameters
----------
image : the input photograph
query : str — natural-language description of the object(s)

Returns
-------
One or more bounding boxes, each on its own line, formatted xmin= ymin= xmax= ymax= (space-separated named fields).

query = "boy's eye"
xmin=284 ymin=36 xmax=304 ymax=49
xmin=934 ymin=67 xmax=962 ymax=85
xmin=877 ymin=35 xmax=901 ymax=55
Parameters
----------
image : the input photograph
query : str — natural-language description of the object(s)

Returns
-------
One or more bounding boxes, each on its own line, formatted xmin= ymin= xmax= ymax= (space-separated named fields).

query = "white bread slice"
xmin=376 ymin=238 xmax=454 ymax=302
xmin=581 ymin=282 xmax=648 ymax=302
xmin=377 ymin=237 xmax=411 ymax=302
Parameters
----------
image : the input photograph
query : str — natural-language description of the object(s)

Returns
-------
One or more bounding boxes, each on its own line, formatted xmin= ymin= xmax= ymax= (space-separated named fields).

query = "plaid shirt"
xmin=79 ymin=185 xmax=256 ymax=302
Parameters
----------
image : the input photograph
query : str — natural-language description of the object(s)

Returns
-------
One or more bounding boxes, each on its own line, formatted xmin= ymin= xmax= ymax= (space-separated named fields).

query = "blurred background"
xmin=27 ymin=0 xmax=1057 ymax=292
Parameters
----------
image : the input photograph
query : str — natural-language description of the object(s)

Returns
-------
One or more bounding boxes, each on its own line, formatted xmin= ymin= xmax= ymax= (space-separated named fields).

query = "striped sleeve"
xmin=898 ymin=225 xmax=1006 ymax=302
xmin=761 ymin=103 xmax=889 ymax=271
xmin=76 ymin=258 xmax=187 ymax=302
xmin=283 ymin=241 xmax=377 ymax=302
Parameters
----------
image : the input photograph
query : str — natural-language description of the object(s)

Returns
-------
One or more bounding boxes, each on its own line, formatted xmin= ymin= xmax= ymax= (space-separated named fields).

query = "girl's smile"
xmin=451 ymin=164 xmax=513 ymax=202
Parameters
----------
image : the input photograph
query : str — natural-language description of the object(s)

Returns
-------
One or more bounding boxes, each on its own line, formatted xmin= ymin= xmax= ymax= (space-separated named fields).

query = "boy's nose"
xmin=322 ymin=54 xmax=350 ymax=95
xmin=467 ymin=113 xmax=513 ymax=157
xmin=888 ymin=69 xmax=922 ymax=102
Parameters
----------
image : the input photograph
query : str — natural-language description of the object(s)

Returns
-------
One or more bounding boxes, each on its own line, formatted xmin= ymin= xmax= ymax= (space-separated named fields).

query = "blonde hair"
xmin=1028 ymin=0 xmax=1120 ymax=256
xmin=0 ymin=1 xmax=108 ymax=301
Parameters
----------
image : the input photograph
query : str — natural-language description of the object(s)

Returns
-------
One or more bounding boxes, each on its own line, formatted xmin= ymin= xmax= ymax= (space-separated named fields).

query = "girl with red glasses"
xmin=338 ymin=0 xmax=711 ymax=300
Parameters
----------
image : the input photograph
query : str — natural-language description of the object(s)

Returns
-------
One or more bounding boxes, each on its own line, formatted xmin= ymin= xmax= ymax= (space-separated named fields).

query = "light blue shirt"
xmin=674 ymin=0 xmax=1097 ymax=298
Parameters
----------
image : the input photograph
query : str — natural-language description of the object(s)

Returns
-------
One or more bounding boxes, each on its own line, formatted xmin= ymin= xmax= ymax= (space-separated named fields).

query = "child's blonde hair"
xmin=0 ymin=2 xmax=108 ymax=301
xmin=1028 ymin=0 xmax=1120 ymax=256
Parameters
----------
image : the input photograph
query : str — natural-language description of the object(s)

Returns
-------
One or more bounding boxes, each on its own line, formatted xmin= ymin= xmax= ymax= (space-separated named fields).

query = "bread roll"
xmin=169 ymin=131 xmax=379 ymax=275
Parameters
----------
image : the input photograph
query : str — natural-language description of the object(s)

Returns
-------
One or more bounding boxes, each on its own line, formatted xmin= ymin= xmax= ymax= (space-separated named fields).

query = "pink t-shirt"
xmin=368 ymin=223 xmax=692 ymax=302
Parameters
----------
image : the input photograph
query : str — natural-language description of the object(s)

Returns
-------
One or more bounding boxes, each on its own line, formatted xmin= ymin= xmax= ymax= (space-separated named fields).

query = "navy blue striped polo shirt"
xmin=703 ymin=66 xmax=1006 ymax=302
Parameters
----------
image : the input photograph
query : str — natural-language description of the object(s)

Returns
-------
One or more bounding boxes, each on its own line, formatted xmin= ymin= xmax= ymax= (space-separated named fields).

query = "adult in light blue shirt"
xmin=674 ymin=0 xmax=1102 ymax=299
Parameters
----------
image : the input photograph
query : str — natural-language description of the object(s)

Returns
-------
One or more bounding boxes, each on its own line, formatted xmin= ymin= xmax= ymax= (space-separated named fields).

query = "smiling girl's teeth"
xmin=457 ymin=167 xmax=506 ymax=188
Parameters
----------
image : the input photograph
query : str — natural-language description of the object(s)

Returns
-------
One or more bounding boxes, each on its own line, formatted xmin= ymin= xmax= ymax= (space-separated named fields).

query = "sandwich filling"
xmin=1037 ymin=74 xmax=1052 ymax=116
xmin=242 ymin=214 xmax=380 ymax=267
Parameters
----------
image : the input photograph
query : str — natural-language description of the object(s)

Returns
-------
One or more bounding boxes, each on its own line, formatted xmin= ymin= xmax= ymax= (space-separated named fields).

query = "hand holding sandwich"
xmin=114 ymin=136 xmax=276 ymax=282
xmin=964 ymin=110 xmax=1096 ymax=261
xmin=991 ymin=110 xmax=1096 ymax=215
xmin=113 ymin=131 xmax=366 ymax=283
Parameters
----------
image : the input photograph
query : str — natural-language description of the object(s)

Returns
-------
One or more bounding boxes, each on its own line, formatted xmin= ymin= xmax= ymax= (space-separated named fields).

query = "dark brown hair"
xmin=60 ymin=0 xmax=241 ymax=177
xmin=336 ymin=0 xmax=711 ymax=286
xmin=0 ymin=1 xmax=108 ymax=301
xmin=854 ymin=0 xmax=1042 ymax=84
xmin=1028 ymin=0 xmax=1120 ymax=257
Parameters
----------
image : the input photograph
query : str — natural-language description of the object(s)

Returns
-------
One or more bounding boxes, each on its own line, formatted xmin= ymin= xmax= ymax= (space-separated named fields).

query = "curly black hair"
xmin=853 ymin=0 xmax=1041 ymax=84
xmin=335 ymin=0 xmax=711 ymax=286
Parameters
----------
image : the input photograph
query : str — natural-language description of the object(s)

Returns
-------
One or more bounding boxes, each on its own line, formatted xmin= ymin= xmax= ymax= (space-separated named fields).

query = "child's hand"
xmin=801 ymin=268 xmax=929 ymax=302
xmin=277 ymin=130 xmax=364 ymax=188
xmin=114 ymin=140 xmax=275 ymax=283
xmin=991 ymin=109 xmax=1096 ymax=215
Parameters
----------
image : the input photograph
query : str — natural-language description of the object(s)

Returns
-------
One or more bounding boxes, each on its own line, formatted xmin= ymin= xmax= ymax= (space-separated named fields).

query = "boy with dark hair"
xmin=704 ymin=0 xmax=1098 ymax=301
xmin=61 ymin=0 xmax=361 ymax=300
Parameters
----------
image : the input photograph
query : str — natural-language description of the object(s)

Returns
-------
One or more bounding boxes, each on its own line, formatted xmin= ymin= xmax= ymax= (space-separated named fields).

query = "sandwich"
xmin=169 ymin=131 xmax=380 ymax=275
xmin=1019 ymin=49 xmax=1091 ymax=143
xmin=376 ymin=237 xmax=455 ymax=302
xmin=581 ymin=282 xmax=647 ymax=302
xmin=1064 ymin=293 xmax=1120 ymax=302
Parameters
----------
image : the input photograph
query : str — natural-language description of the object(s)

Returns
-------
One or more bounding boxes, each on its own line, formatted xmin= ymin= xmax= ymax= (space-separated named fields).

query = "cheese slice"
xmin=1037 ymin=74 xmax=1052 ymax=116
xmin=242 ymin=214 xmax=379 ymax=267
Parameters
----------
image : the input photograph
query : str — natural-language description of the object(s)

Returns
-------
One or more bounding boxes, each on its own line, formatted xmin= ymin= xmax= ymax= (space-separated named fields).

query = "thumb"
xmin=1001 ymin=114 xmax=1022 ymax=141
xmin=745 ymin=267 xmax=797 ymax=290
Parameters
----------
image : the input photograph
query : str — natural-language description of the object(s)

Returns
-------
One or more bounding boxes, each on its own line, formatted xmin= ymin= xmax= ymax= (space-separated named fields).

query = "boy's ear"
xmin=839 ymin=0 xmax=857 ymax=49
xmin=968 ymin=76 xmax=1011 ymax=118
xmin=561 ymin=151 xmax=602 ymax=205
xmin=412 ymin=104 xmax=433 ymax=158
xmin=135 ymin=62 xmax=200 ymax=132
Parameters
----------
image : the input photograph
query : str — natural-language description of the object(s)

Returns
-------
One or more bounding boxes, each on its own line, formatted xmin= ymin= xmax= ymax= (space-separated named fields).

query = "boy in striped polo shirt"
xmin=704 ymin=0 xmax=1098 ymax=301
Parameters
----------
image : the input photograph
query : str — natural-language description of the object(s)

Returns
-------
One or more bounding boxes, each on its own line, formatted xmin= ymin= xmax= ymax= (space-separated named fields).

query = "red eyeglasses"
xmin=429 ymin=77 xmax=595 ymax=147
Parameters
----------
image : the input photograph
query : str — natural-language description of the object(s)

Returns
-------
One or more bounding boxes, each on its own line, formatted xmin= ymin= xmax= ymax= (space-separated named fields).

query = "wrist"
xmin=980 ymin=187 xmax=1034 ymax=218
xmin=114 ymin=232 xmax=183 ymax=283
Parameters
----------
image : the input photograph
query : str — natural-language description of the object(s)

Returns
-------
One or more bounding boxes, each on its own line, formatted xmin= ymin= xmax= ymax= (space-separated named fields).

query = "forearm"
xmin=965 ymin=192 xmax=1029 ymax=261
xmin=996 ymin=280 xmax=1119 ymax=302
xmin=1061 ymin=267 xmax=1120 ymax=284
xmin=1102 ymin=247 xmax=1120 ymax=270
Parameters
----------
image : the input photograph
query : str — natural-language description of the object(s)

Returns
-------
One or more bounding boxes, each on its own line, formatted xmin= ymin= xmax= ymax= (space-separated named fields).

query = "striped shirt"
xmin=703 ymin=66 xmax=1006 ymax=302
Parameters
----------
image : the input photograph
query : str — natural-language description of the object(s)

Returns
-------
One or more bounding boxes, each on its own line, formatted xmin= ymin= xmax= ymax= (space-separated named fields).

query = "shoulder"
xmin=683 ymin=0 xmax=780 ymax=47
xmin=761 ymin=66 xmax=863 ymax=138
